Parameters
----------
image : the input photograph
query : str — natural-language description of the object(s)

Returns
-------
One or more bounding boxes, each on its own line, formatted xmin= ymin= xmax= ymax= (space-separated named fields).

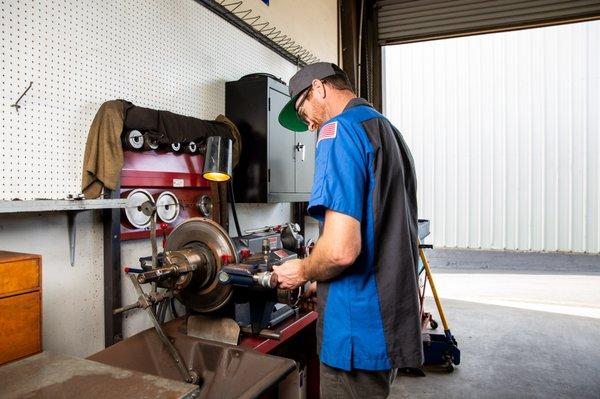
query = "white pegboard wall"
xmin=0 ymin=0 xmax=298 ymax=200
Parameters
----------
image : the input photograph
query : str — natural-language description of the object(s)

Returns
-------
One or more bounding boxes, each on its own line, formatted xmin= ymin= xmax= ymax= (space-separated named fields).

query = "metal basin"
xmin=88 ymin=318 xmax=295 ymax=399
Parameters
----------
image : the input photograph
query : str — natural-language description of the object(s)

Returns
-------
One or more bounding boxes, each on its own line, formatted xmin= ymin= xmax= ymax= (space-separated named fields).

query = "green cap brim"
xmin=278 ymin=94 xmax=309 ymax=132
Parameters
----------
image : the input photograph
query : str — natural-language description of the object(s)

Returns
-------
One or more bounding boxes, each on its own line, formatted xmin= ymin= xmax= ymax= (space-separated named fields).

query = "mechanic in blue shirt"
xmin=275 ymin=63 xmax=423 ymax=398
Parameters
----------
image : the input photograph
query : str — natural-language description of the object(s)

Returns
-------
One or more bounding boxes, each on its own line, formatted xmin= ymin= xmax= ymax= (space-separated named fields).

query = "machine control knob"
xmin=239 ymin=248 xmax=251 ymax=259
xmin=221 ymin=254 xmax=233 ymax=264
xmin=218 ymin=271 xmax=230 ymax=284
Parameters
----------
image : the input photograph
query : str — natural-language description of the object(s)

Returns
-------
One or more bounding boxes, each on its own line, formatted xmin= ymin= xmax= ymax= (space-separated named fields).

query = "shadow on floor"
xmin=427 ymin=248 xmax=600 ymax=276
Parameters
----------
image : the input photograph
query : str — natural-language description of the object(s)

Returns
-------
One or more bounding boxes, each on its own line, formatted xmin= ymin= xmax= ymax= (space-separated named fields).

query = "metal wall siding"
xmin=377 ymin=0 xmax=600 ymax=44
xmin=383 ymin=21 xmax=600 ymax=253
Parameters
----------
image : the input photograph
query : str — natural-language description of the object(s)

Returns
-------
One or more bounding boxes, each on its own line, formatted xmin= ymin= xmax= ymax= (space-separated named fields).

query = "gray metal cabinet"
xmin=268 ymin=87 xmax=296 ymax=194
xmin=226 ymin=75 xmax=316 ymax=203
xmin=294 ymin=129 xmax=316 ymax=193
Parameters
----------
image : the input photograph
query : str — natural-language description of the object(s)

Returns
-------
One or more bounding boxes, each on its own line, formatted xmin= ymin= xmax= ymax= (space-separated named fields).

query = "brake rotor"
xmin=166 ymin=218 xmax=237 ymax=313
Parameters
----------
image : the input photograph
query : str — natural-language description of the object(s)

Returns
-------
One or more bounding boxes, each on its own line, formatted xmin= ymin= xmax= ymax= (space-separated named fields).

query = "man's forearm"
xmin=301 ymin=240 xmax=351 ymax=282
xmin=299 ymin=210 xmax=362 ymax=282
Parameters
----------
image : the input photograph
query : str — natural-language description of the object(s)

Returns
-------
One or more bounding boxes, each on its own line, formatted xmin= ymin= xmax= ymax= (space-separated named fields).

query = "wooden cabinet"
xmin=0 ymin=251 xmax=42 ymax=365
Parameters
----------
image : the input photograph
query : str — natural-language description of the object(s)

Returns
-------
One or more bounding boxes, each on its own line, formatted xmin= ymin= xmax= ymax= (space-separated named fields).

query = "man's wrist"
xmin=300 ymin=258 xmax=311 ymax=282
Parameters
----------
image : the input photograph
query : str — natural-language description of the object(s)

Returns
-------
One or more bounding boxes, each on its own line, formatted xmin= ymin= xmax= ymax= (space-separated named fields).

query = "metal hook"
xmin=11 ymin=81 xmax=33 ymax=113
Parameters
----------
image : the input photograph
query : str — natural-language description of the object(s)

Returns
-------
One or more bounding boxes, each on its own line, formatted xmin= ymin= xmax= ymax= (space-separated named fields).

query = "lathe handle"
xmin=254 ymin=271 xmax=278 ymax=289
xmin=218 ymin=270 xmax=278 ymax=289
xmin=137 ymin=266 xmax=175 ymax=284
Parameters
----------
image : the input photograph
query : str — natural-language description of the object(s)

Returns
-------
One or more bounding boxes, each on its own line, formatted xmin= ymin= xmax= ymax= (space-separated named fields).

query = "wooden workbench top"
xmin=0 ymin=251 xmax=41 ymax=263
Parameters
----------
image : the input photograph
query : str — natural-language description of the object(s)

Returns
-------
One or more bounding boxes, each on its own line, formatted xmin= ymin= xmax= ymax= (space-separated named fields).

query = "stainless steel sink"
xmin=88 ymin=317 xmax=296 ymax=399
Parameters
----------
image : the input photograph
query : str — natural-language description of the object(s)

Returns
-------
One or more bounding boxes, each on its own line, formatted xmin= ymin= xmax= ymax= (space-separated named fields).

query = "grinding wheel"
xmin=166 ymin=218 xmax=238 ymax=313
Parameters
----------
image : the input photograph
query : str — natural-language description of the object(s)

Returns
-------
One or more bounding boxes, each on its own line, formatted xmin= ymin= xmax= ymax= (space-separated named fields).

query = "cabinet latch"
xmin=295 ymin=143 xmax=305 ymax=161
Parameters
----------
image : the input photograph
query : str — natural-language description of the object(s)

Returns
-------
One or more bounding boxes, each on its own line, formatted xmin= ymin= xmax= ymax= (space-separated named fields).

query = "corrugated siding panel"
xmin=377 ymin=0 xmax=600 ymax=44
xmin=383 ymin=20 xmax=600 ymax=253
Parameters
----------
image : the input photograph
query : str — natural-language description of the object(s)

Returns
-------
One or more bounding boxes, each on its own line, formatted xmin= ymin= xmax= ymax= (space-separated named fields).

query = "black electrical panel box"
xmin=226 ymin=74 xmax=316 ymax=203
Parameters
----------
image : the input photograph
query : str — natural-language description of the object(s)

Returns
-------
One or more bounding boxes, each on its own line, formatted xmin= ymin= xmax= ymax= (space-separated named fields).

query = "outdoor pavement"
xmin=390 ymin=249 xmax=600 ymax=399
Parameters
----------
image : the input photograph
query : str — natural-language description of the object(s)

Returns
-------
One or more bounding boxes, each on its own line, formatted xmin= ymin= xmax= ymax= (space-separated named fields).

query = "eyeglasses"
xmin=295 ymin=86 xmax=313 ymax=124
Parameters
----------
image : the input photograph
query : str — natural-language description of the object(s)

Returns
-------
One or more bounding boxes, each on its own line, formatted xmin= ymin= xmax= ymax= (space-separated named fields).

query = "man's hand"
xmin=302 ymin=281 xmax=317 ymax=298
xmin=299 ymin=281 xmax=317 ymax=312
xmin=274 ymin=259 xmax=308 ymax=290
xmin=275 ymin=210 xmax=360 ymax=291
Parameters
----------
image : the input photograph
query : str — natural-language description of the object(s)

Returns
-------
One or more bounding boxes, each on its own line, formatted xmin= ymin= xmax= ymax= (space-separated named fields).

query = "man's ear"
xmin=312 ymin=79 xmax=326 ymax=99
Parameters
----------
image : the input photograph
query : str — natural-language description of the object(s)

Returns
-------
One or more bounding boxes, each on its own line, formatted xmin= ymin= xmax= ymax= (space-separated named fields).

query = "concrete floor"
xmin=391 ymin=250 xmax=600 ymax=398
xmin=428 ymin=273 xmax=600 ymax=319
xmin=392 ymin=298 xmax=600 ymax=398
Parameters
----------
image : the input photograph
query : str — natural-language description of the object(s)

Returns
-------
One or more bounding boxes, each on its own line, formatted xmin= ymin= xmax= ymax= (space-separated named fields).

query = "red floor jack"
xmin=418 ymin=242 xmax=460 ymax=372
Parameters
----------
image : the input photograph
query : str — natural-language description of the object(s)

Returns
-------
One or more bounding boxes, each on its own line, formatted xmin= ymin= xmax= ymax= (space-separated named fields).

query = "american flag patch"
xmin=317 ymin=122 xmax=337 ymax=146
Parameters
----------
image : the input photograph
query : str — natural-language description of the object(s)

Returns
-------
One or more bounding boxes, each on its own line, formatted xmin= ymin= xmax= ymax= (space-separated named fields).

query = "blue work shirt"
xmin=307 ymin=98 xmax=422 ymax=371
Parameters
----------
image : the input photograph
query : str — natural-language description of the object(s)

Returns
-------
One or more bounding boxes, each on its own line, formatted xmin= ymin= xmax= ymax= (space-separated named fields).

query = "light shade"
xmin=202 ymin=136 xmax=232 ymax=182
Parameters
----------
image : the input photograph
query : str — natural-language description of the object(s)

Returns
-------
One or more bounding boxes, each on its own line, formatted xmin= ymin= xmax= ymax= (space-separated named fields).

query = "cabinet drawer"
xmin=0 ymin=291 xmax=42 ymax=364
xmin=0 ymin=259 xmax=40 ymax=297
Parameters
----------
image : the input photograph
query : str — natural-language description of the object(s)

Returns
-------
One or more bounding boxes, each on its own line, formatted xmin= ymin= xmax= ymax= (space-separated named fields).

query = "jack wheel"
xmin=443 ymin=353 xmax=455 ymax=373
xmin=430 ymin=319 xmax=438 ymax=329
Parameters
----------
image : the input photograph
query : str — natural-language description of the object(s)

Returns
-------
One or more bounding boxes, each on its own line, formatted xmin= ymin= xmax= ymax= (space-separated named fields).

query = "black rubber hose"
xmin=156 ymin=301 xmax=163 ymax=323
xmin=228 ymin=179 xmax=242 ymax=237
xmin=157 ymin=300 xmax=167 ymax=324
xmin=170 ymin=297 xmax=179 ymax=319
xmin=163 ymin=300 xmax=169 ymax=323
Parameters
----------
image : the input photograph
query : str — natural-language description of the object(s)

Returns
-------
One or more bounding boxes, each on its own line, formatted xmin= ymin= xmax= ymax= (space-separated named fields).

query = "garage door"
xmin=377 ymin=0 xmax=600 ymax=44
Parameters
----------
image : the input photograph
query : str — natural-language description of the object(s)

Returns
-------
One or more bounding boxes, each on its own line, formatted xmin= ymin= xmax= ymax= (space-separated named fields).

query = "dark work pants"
xmin=320 ymin=362 xmax=398 ymax=399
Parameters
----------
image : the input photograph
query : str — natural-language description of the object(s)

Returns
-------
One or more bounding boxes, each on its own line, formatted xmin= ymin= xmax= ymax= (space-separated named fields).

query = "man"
xmin=276 ymin=62 xmax=423 ymax=398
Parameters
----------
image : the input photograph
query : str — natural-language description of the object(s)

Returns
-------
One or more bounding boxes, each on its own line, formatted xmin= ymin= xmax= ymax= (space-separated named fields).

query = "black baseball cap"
xmin=278 ymin=62 xmax=349 ymax=132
